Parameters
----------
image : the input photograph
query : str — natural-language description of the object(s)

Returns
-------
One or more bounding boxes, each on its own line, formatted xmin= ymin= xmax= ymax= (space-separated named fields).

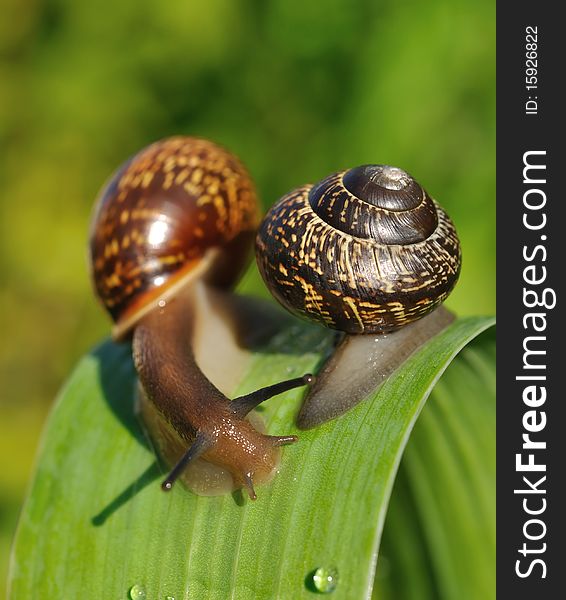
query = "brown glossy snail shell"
xmin=256 ymin=164 xmax=461 ymax=334
xmin=89 ymin=136 xmax=260 ymax=339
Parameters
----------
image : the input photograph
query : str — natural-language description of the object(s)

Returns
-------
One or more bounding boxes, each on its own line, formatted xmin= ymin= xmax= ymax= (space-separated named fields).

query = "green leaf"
xmin=9 ymin=315 xmax=494 ymax=599
xmin=374 ymin=328 xmax=495 ymax=600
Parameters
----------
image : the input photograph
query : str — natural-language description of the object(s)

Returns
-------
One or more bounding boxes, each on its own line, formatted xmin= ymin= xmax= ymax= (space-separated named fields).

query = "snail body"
xmin=256 ymin=164 xmax=461 ymax=426
xmin=90 ymin=137 xmax=311 ymax=498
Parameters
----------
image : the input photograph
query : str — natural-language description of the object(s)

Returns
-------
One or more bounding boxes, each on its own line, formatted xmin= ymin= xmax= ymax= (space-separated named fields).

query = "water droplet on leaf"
xmin=129 ymin=584 xmax=146 ymax=599
xmin=312 ymin=566 xmax=338 ymax=593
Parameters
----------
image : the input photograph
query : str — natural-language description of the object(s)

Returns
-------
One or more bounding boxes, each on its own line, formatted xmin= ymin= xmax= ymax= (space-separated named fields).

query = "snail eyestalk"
xmin=230 ymin=374 xmax=314 ymax=418
xmin=161 ymin=433 xmax=212 ymax=491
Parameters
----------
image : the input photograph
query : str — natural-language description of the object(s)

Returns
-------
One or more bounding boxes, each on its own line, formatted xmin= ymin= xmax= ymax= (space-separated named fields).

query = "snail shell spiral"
xmin=256 ymin=164 xmax=461 ymax=334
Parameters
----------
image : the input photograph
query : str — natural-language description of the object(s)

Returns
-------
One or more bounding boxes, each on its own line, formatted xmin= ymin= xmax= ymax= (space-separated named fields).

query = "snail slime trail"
xmin=514 ymin=150 xmax=556 ymax=579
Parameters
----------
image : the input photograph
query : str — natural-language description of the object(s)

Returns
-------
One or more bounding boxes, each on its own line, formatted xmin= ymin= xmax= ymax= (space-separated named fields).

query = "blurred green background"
xmin=0 ymin=0 xmax=494 ymax=594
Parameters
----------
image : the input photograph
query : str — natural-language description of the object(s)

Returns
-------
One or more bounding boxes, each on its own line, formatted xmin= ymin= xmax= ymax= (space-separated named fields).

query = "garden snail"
xmin=256 ymin=164 xmax=461 ymax=428
xmin=89 ymin=136 xmax=312 ymax=499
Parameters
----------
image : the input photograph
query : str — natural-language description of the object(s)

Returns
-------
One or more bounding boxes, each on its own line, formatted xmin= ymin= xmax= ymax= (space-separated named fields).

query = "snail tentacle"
xmin=161 ymin=432 xmax=213 ymax=491
xmin=230 ymin=373 xmax=314 ymax=418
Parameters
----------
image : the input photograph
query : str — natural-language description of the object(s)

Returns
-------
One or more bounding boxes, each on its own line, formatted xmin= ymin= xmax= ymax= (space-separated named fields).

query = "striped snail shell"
xmin=256 ymin=164 xmax=461 ymax=335
xmin=90 ymin=136 xmax=260 ymax=340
